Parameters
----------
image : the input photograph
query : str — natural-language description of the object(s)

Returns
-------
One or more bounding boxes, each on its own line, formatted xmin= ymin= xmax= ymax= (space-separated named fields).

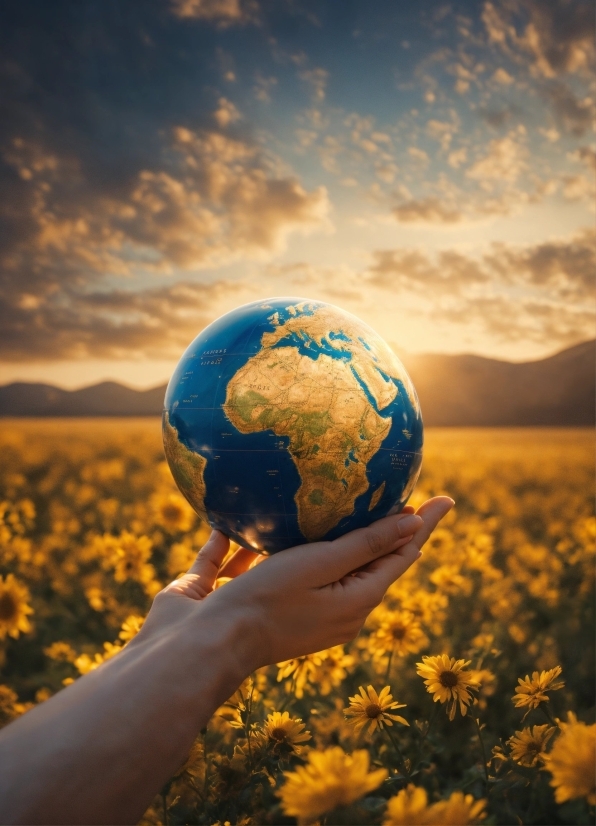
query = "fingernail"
xmin=417 ymin=550 xmax=423 ymax=559
xmin=398 ymin=514 xmax=423 ymax=533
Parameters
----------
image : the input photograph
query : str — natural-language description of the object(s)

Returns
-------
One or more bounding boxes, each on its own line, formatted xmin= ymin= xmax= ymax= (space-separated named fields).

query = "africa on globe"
xmin=163 ymin=298 xmax=423 ymax=554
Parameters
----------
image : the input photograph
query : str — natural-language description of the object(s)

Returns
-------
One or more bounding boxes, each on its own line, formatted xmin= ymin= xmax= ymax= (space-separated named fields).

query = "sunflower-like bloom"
xmin=151 ymin=492 xmax=195 ymax=533
xmin=383 ymin=784 xmax=485 ymax=825
xmin=369 ymin=610 xmax=428 ymax=659
xmin=278 ymin=746 xmax=387 ymax=824
xmin=277 ymin=646 xmax=354 ymax=699
xmin=507 ymin=725 xmax=556 ymax=766
xmin=100 ymin=531 xmax=156 ymax=586
xmin=543 ymin=713 xmax=596 ymax=804
xmin=74 ymin=641 xmax=123 ymax=675
xmin=43 ymin=640 xmax=77 ymax=662
xmin=383 ymin=784 xmax=431 ymax=825
xmin=255 ymin=711 xmax=311 ymax=756
xmin=344 ymin=685 xmax=409 ymax=735
xmin=431 ymin=790 xmax=487 ymax=825
xmin=416 ymin=654 xmax=477 ymax=721
xmin=118 ymin=614 xmax=145 ymax=643
xmin=0 ymin=574 xmax=34 ymax=639
xmin=512 ymin=666 xmax=564 ymax=709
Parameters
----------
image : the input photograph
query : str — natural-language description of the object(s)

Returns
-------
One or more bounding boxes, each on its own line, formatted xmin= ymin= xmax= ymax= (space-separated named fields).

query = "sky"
xmin=0 ymin=0 xmax=594 ymax=389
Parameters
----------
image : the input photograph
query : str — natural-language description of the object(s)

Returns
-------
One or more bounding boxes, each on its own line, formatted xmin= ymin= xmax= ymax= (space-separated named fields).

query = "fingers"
xmin=219 ymin=547 xmax=261 ymax=578
xmin=308 ymin=511 xmax=424 ymax=586
xmin=185 ymin=530 xmax=230 ymax=590
xmin=345 ymin=496 xmax=454 ymax=605
xmin=412 ymin=496 xmax=455 ymax=550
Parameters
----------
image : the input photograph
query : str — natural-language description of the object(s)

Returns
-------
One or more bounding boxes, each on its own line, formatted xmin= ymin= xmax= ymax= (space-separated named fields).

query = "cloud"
xmin=407 ymin=147 xmax=430 ymax=165
xmin=253 ymin=73 xmax=278 ymax=103
xmin=0 ymin=280 xmax=243 ymax=361
xmin=492 ymin=67 xmax=514 ymax=85
xmin=542 ymin=80 xmax=595 ymax=137
xmin=368 ymin=248 xmax=486 ymax=291
xmin=170 ymin=0 xmax=259 ymax=26
xmin=366 ymin=227 xmax=596 ymax=347
xmin=213 ymin=98 xmax=241 ymax=128
xmin=482 ymin=0 xmax=594 ymax=78
xmin=392 ymin=197 xmax=463 ymax=225
xmin=466 ymin=133 xmax=527 ymax=184
xmin=0 ymin=120 xmax=329 ymax=360
xmin=486 ymin=227 xmax=596 ymax=299
xmin=299 ymin=68 xmax=329 ymax=102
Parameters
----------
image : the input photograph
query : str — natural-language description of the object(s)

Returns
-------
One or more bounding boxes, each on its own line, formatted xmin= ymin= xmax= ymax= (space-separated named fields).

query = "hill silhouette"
xmin=0 ymin=340 xmax=593 ymax=425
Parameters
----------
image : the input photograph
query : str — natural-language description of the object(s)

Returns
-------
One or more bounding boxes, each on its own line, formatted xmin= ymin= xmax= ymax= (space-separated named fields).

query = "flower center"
xmin=163 ymin=505 xmax=182 ymax=521
xmin=439 ymin=670 xmax=459 ymax=688
xmin=270 ymin=727 xmax=288 ymax=742
xmin=0 ymin=593 xmax=17 ymax=621
xmin=392 ymin=626 xmax=406 ymax=641
xmin=366 ymin=703 xmax=382 ymax=718
xmin=527 ymin=741 xmax=540 ymax=754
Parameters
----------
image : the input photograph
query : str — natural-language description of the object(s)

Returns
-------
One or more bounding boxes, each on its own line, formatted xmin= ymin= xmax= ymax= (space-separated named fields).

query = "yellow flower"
xmin=383 ymin=784 xmax=432 ymax=825
xmin=278 ymin=747 xmax=387 ymax=824
xmin=369 ymin=610 xmax=428 ymax=659
xmin=397 ymin=588 xmax=449 ymax=635
xmin=430 ymin=564 xmax=472 ymax=596
xmin=431 ymin=790 xmax=486 ymax=824
xmin=416 ymin=654 xmax=477 ymax=721
xmin=543 ymin=714 xmax=596 ymax=804
xmin=0 ymin=684 xmax=33 ymax=724
xmin=508 ymin=725 xmax=556 ymax=766
xmin=118 ymin=615 xmax=145 ymax=643
xmin=0 ymin=574 xmax=34 ymax=639
xmin=344 ymin=685 xmax=409 ymax=735
xmin=43 ymin=641 xmax=77 ymax=662
xmin=152 ymin=492 xmax=195 ymax=533
xmin=74 ymin=641 xmax=123 ymax=675
xmin=167 ymin=539 xmax=197 ymax=577
xmin=277 ymin=646 xmax=353 ymax=699
xmin=173 ymin=738 xmax=205 ymax=778
xmin=383 ymin=785 xmax=485 ymax=825
xmin=101 ymin=531 xmax=156 ymax=585
xmin=512 ymin=666 xmax=564 ymax=709
xmin=255 ymin=711 xmax=311 ymax=756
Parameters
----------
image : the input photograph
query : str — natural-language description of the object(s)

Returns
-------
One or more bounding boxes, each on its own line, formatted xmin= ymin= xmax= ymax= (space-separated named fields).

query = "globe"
xmin=163 ymin=298 xmax=423 ymax=554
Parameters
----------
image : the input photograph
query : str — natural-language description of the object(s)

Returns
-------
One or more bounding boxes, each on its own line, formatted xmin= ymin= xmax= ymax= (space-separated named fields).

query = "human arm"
xmin=0 ymin=497 xmax=453 ymax=825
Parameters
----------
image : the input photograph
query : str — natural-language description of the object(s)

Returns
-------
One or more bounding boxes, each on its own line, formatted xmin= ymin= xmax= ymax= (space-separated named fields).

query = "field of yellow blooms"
xmin=0 ymin=420 xmax=594 ymax=825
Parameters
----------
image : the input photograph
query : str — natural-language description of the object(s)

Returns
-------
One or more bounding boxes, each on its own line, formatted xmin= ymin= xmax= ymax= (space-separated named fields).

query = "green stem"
xmin=384 ymin=725 xmax=410 ymax=780
xmin=473 ymin=715 xmax=490 ymax=789
xmin=202 ymin=724 xmax=209 ymax=802
xmin=412 ymin=703 xmax=439 ymax=770
xmin=384 ymin=647 xmax=395 ymax=685
xmin=278 ymin=672 xmax=298 ymax=712
xmin=540 ymin=703 xmax=559 ymax=728
xmin=245 ymin=682 xmax=255 ymax=770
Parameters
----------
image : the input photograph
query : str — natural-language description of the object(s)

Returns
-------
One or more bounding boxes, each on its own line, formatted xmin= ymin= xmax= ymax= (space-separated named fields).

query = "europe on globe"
xmin=163 ymin=298 xmax=423 ymax=554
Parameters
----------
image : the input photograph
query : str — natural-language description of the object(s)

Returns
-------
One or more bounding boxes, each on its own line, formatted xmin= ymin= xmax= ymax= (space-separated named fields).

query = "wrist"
xmin=174 ymin=596 xmax=261 ymax=712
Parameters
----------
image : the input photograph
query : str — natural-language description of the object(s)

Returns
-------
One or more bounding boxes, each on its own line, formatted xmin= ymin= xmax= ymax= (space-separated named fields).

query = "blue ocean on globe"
xmin=163 ymin=298 xmax=423 ymax=554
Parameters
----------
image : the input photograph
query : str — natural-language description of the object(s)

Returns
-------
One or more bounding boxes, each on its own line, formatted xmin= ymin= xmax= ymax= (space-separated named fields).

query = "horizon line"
xmin=0 ymin=338 xmax=593 ymax=394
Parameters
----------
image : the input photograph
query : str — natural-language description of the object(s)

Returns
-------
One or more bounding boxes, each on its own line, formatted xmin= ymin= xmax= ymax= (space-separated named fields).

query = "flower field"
xmin=0 ymin=420 xmax=594 ymax=825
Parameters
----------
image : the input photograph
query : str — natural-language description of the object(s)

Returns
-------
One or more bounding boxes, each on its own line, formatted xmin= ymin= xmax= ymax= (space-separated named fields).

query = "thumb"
xmin=177 ymin=530 xmax=230 ymax=598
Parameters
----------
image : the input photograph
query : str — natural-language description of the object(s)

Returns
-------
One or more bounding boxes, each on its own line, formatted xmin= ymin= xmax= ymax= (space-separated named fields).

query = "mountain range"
xmin=0 ymin=340 xmax=593 ymax=425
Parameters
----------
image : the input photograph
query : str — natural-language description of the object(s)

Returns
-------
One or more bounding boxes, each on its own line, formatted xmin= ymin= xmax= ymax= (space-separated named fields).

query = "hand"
xmin=137 ymin=496 xmax=454 ymax=671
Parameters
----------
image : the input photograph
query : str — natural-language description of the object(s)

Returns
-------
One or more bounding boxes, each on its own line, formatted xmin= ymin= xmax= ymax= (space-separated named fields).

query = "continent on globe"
xmin=163 ymin=297 xmax=423 ymax=554
xmin=162 ymin=413 xmax=208 ymax=521
xmin=223 ymin=304 xmax=412 ymax=541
